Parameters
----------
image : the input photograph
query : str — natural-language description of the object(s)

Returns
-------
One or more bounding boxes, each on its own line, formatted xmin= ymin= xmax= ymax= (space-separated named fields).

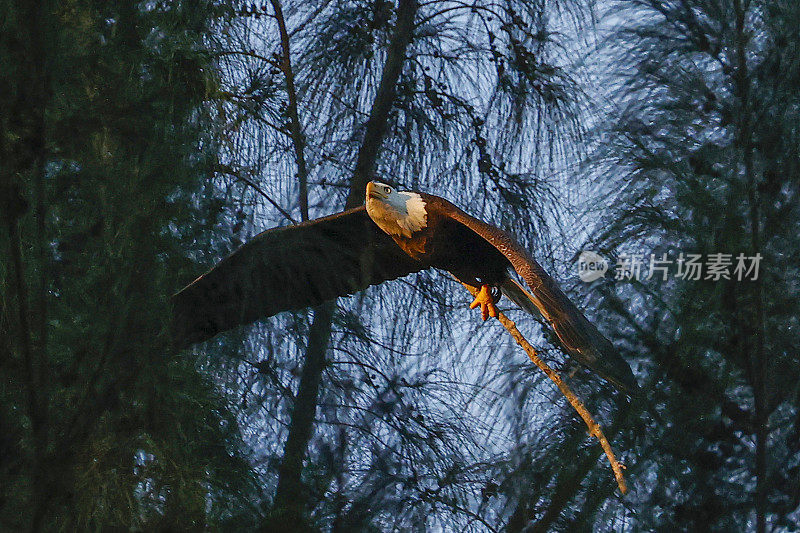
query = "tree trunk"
xmin=731 ymin=2 xmax=767 ymax=530
xmin=344 ymin=0 xmax=419 ymax=209
xmin=270 ymin=0 xmax=310 ymax=222
xmin=265 ymin=1 xmax=419 ymax=529
xmin=269 ymin=302 xmax=335 ymax=530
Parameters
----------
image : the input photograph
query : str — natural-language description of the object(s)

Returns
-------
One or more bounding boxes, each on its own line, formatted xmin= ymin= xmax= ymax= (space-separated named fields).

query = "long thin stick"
xmin=459 ymin=282 xmax=628 ymax=494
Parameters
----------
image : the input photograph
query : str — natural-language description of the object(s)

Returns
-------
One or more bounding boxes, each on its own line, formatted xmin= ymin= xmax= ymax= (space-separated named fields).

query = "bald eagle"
xmin=173 ymin=181 xmax=637 ymax=393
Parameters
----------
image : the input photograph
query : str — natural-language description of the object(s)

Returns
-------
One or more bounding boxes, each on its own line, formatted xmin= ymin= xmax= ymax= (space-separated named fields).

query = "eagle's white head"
xmin=365 ymin=181 xmax=427 ymax=238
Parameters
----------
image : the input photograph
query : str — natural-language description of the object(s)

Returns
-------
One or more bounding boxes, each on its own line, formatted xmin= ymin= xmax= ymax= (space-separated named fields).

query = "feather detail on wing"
xmin=500 ymin=277 xmax=544 ymax=317
xmin=172 ymin=206 xmax=424 ymax=348
xmin=423 ymin=194 xmax=638 ymax=394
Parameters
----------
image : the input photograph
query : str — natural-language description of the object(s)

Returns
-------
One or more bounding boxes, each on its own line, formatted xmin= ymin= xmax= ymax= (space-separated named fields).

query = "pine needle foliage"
xmin=0 ymin=1 xmax=260 ymax=529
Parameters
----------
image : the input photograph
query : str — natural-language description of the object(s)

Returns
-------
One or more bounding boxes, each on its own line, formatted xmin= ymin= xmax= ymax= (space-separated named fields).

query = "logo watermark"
xmin=577 ymin=251 xmax=609 ymax=282
xmin=577 ymin=251 xmax=762 ymax=282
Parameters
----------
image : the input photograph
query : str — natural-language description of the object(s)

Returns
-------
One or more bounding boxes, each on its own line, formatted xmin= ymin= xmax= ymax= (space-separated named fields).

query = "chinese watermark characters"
xmin=577 ymin=251 xmax=762 ymax=282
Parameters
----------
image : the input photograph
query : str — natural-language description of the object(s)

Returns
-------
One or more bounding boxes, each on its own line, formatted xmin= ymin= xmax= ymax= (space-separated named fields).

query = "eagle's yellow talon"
xmin=470 ymin=284 xmax=498 ymax=321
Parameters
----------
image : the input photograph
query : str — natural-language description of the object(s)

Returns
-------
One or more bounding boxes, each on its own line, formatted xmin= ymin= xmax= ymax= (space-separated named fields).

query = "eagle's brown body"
xmin=389 ymin=195 xmax=510 ymax=288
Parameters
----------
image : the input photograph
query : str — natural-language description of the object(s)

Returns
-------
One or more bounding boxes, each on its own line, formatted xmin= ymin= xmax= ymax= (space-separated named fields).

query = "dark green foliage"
xmin=0 ymin=1 xmax=258 ymax=529
xmin=578 ymin=0 xmax=800 ymax=530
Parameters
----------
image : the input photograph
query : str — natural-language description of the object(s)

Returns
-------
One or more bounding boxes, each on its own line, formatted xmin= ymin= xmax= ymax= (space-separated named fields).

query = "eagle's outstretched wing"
xmin=423 ymin=194 xmax=638 ymax=394
xmin=172 ymin=206 xmax=424 ymax=348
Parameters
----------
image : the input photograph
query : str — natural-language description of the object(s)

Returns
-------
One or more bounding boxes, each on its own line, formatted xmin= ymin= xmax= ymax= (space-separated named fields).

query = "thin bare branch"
xmin=458 ymin=280 xmax=628 ymax=495
xmin=215 ymin=163 xmax=298 ymax=224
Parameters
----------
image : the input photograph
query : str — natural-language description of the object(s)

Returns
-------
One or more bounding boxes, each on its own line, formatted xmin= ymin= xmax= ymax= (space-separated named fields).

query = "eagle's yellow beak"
xmin=366 ymin=181 xmax=384 ymax=200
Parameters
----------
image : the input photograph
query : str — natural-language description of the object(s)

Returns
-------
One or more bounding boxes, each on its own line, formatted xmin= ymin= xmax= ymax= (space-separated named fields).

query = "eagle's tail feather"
xmin=500 ymin=277 xmax=639 ymax=395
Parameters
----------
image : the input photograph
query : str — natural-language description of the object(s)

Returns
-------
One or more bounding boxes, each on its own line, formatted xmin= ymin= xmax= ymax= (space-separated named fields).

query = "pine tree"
xmin=1 ymin=1 xmax=260 ymax=529
xmin=575 ymin=0 xmax=800 ymax=530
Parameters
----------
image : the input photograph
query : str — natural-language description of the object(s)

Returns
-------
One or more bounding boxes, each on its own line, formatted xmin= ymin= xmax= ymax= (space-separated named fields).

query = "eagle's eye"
xmin=384 ymin=186 xmax=392 ymax=193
